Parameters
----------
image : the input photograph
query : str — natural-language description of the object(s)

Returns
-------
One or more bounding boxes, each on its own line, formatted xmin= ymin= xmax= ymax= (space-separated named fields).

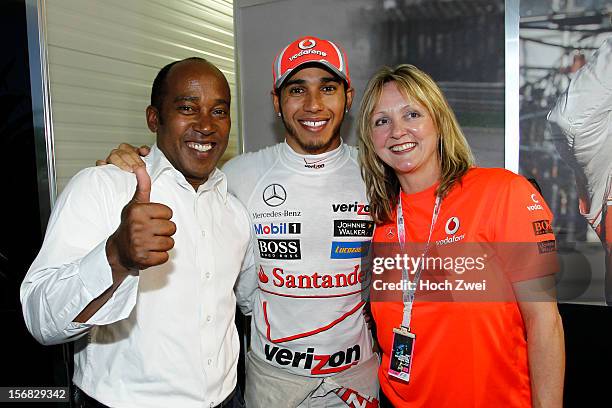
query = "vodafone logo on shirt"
xmin=527 ymin=193 xmax=544 ymax=212
xmin=445 ymin=217 xmax=460 ymax=235
xmin=437 ymin=216 xmax=465 ymax=246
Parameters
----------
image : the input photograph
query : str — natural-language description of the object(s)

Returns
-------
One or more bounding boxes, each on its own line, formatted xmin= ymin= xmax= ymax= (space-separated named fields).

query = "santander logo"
xmin=258 ymin=266 xmax=269 ymax=283
xmin=257 ymin=265 xmax=364 ymax=289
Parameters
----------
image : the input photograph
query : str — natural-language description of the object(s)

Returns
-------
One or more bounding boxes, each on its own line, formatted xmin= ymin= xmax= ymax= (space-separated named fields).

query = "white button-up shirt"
xmin=21 ymin=145 xmax=254 ymax=408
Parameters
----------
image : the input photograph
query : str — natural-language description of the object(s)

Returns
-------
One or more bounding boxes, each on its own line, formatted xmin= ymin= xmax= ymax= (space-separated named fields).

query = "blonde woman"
xmin=359 ymin=64 xmax=564 ymax=407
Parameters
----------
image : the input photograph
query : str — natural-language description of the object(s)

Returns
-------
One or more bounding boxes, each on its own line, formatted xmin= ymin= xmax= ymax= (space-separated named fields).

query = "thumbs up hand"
xmin=106 ymin=166 xmax=176 ymax=273
xmin=131 ymin=165 xmax=152 ymax=203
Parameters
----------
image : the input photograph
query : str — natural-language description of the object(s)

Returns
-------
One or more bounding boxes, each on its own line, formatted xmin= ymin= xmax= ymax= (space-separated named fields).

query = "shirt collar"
xmin=145 ymin=144 xmax=173 ymax=183
xmin=280 ymin=140 xmax=348 ymax=173
xmin=145 ymin=144 xmax=228 ymax=202
xmin=202 ymin=168 xmax=228 ymax=202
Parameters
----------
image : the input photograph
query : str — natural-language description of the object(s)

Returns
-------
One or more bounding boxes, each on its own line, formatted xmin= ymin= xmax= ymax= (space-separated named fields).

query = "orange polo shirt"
xmin=370 ymin=167 xmax=558 ymax=407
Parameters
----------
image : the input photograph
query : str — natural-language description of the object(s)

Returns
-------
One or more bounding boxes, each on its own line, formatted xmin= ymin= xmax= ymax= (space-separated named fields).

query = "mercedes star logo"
xmin=263 ymin=184 xmax=287 ymax=207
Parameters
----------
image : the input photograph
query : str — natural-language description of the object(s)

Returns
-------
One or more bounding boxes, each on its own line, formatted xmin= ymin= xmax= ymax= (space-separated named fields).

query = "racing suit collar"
xmin=280 ymin=140 xmax=348 ymax=173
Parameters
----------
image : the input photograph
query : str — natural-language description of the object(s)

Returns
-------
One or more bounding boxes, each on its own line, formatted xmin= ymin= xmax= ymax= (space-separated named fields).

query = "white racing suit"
xmin=548 ymin=36 xmax=612 ymax=303
xmin=226 ymin=142 xmax=378 ymax=407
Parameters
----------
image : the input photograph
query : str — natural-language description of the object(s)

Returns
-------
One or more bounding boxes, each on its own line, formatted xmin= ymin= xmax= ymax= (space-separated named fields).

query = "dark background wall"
xmin=559 ymin=304 xmax=612 ymax=407
xmin=0 ymin=1 xmax=68 ymax=406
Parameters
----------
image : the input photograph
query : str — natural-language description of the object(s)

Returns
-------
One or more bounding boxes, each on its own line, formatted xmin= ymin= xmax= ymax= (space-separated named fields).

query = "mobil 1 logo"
xmin=258 ymin=239 xmax=301 ymax=260
xmin=334 ymin=220 xmax=375 ymax=237
xmin=254 ymin=222 xmax=301 ymax=235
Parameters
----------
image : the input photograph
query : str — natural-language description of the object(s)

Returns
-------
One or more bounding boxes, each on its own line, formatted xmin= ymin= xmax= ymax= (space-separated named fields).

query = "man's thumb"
xmin=132 ymin=166 xmax=151 ymax=203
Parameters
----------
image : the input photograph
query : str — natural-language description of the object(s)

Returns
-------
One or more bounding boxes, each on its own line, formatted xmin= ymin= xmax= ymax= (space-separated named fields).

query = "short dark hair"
xmin=150 ymin=57 xmax=209 ymax=113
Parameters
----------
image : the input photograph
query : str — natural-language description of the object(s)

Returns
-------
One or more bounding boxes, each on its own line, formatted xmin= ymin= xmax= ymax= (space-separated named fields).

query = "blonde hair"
xmin=358 ymin=64 xmax=474 ymax=224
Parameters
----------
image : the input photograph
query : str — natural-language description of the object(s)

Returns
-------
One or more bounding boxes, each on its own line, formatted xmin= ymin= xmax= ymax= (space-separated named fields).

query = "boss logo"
xmin=532 ymin=220 xmax=553 ymax=236
xmin=258 ymin=239 xmax=301 ymax=260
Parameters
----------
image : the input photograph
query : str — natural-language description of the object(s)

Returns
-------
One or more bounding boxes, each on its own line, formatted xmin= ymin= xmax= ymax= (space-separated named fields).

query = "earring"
xmin=345 ymin=109 xmax=349 ymax=113
xmin=277 ymin=112 xmax=281 ymax=118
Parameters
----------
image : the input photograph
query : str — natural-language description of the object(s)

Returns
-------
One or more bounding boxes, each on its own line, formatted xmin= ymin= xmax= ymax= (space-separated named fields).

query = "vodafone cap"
xmin=273 ymin=36 xmax=350 ymax=90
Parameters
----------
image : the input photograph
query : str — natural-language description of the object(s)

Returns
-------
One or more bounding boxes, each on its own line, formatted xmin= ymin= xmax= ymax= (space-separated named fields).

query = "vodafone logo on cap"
xmin=445 ymin=216 xmax=460 ymax=235
xmin=298 ymin=39 xmax=316 ymax=50
xmin=286 ymin=37 xmax=329 ymax=63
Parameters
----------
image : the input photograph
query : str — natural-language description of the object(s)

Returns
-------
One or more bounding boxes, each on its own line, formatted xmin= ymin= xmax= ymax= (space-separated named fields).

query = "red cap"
xmin=272 ymin=36 xmax=350 ymax=90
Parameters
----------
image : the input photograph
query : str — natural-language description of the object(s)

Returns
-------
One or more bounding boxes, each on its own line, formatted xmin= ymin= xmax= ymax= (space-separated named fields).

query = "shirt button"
xmin=205 ymin=272 xmax=211 ymax=279
xmin=201 ymin=230 xmax=206 ymax=237
xmin=208 ymin=358 xmax=213 ymax=365
xmin=206 ymin=315 xmax=212 ymax=322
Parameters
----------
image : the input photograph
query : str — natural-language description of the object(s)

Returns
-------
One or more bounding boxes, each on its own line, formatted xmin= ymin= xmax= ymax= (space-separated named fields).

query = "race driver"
xmin=99 ymin=36 xmax=379 ymax=408
xmin=548 ymin=36 xmax=612 ymax=304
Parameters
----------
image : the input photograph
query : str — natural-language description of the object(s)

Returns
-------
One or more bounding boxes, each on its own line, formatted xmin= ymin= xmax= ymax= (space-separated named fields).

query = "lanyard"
xmin=396 ymin=193 xmax=442 ymax=331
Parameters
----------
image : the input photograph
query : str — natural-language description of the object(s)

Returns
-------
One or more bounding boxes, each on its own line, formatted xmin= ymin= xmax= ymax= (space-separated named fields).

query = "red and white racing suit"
xmin=548 ymin=36 xmax=612 ymax=303
xmin=225 ymin=142 xmax=378 ymax=407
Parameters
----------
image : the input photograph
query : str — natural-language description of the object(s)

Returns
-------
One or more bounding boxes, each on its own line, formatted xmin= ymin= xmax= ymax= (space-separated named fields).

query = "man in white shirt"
xmin=548 ymin=37 xmax=612 ymax=304
xmin=101 ymin=37 xmax=379 ymax=408
xmin=21 ymin=58 xmax=253 ymax=408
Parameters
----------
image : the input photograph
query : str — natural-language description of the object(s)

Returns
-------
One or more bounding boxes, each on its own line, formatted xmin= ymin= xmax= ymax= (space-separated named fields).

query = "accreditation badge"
xmin=388 ymin=327 xmax=415 ymax=382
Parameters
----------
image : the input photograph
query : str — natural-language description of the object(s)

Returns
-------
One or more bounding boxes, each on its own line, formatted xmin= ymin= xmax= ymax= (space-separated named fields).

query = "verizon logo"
xmin=331 ymin=202 xmax=370 ymax=215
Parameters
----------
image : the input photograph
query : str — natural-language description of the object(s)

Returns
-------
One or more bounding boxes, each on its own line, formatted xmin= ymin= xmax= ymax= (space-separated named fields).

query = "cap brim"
xmin=274 ymin=60 xmax=349 ymax=90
